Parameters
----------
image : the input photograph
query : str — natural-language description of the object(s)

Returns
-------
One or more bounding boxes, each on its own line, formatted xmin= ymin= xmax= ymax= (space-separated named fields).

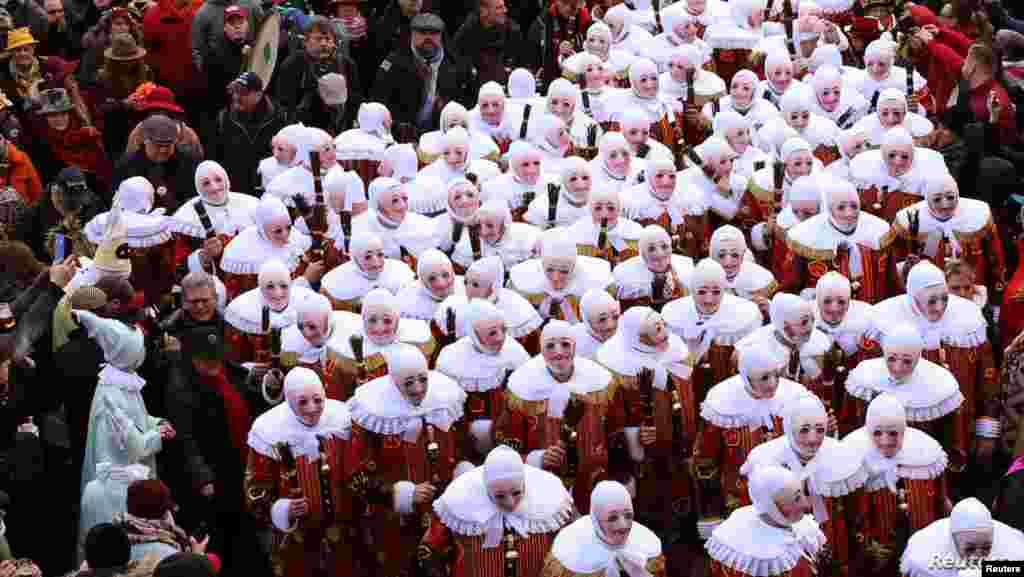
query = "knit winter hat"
xmin=126 ymin=479 xmax=175 ymax=520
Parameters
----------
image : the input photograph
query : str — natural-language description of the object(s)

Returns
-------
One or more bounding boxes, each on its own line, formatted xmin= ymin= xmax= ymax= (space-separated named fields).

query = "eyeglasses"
xmin=47 ymin=8 xmax=65 ymax=15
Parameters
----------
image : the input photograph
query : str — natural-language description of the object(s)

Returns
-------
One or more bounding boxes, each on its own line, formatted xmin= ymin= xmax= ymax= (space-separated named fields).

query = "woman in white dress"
xmin=79 ymin=311 xmax=172 ymax=493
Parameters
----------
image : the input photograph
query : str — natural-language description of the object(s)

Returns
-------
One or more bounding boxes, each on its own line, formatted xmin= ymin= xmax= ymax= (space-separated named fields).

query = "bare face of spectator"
xmin=479 ymin=0 xmax=508 ymax=28
xmin=46 ymin=111 xmax=70 ymax=132
xmin=111 ymin=15 xmax=132 ymax=36
xmin=398 ymin=0 xmax=421 ymax=17
xmin=224 ymin=14 xmax=248 ymax=43
xmin=304 ymin=25 xmax=335 ymax=62
xmin=555 ymin=0 xmax=580 ymax=18
xmin=412 ymin=29 xmax=442 ymax=60
xmin=44 ymin=0 xmax=65 ymax=25
xmin=230 ymin=85 xmax=261 ymax=113
xmin=12 ymin=44 xmax=34 ymax=69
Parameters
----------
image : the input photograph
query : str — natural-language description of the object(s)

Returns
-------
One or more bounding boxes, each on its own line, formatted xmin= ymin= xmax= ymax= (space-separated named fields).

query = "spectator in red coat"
xmin=920 ymin=29 xmax=1017 ymax=145
xmin=143 ymin=0 xmax=203 ymax=119
xmin=906 ymin=0 xmax=993 ymax=44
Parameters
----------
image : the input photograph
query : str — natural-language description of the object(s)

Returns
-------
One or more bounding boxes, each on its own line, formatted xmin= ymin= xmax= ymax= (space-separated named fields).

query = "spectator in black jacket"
xmin=274 ymin=16 xmax=363 ymax=123
xmin=202 ymin=5 xmax=250 ymax=126
xmin=160 ymin=271 xmax=266 ymax=576
xmin=112 ymin=115 xmax=201 ymax=212
xmin=371 ymin=13 xmax=474 ymax=132
xmin=208 ymin=72 xmax=287 ymax=195
xmin=452 ymin=0 xmax=529 ymax=90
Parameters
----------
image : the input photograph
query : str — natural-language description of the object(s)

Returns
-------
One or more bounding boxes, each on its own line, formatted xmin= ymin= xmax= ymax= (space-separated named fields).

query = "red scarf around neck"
xmin=201 ymin=365 xmax=250 ymax=467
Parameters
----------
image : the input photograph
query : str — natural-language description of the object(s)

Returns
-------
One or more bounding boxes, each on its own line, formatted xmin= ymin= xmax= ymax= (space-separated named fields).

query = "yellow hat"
xmin=93 ymin=208 xmax=132 ymax=275
xmin=5 ymin=27 xmax=37 ymax=52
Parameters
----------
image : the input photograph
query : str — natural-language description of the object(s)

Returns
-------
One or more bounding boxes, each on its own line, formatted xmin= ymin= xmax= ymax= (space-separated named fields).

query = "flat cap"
xmin=410 ymin=13 xmax=444 ymax=33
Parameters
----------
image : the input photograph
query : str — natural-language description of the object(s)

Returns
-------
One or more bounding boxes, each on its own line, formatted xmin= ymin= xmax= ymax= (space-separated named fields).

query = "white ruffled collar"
xmin=320 ymin=259 xmax=415 ymax=302
xmin=901 ymin=518 xmax=1024 ymax=577
xmin=281 ymin=318 xmax=336 ymax=364
xmin=550 ymin=515 xmax=662 ymax=576
xmin=85 ymin=210 xmax=183 ymax=249
xmin=220 ymin=225 xmax=310 ymax=275
xmin=509 ymin=255 xmax=612 ymax=299
xmin=700 ymin=374 xmax=807 ymax=430
xmin=722 ymin=260 xmax=776 ymax=298
xmin=400 ymin=277 xmax=466 ymax=321
xmin=613 ymin=254 xmax=694 ymax=300
xmin=845 ymin=357 xmax=964 ymax=423
xmin=224 ymin=285 xmax=317 ymax=335
xmin=706 ymin=507 xmax=825 ymax=577
xmin=842 ymin=427 xmax=948 ymax=492
xmin=508 ymin=356 xmax=612 ymax=413
xmin=351 ymin=209 xmax=434 ymax=259
xmin=787 ymin=211 xmax=891 ymax=252
xmin=435 ymin=336 xmax=530 ymax=391
xmin=740 ymin=436 xmax=869 ymax=503
xmin=432 ymin=464 xmax=574 ymax=547
xmin=324 ymin=312 xmax=433 ymax=359
xmin=869 ymin=294 xmax=987 ymax=351
xmin=595 ymin=331 xmax=690 ymax=386
xmin=662 ymin=293 xmax=762 ymax=358
xmin=567 ymin=216 xmax=644 ymax=250
xmin=813 ymin=300 xmax=872 ymax=355
xmin=348 ymin=371 xmax=466 ymax=436
xmin=171 ymin=193 xmax=259 ymax=238
xmin=246 ymin=398 xmax=352 ymax=459
xmin=900 ymin=198 xmax=992 ymax=240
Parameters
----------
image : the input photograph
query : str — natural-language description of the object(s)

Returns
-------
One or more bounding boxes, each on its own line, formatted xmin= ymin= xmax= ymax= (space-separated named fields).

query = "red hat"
xmin=136 ymin=85 xmax=184 ymax=115
xmin=126 ymin=480 xmax=176 ymax=520
xmin=110 ymin=6 xmax=133 ymax=22
xmin=224 ymin=5 xmax=247 ymax=19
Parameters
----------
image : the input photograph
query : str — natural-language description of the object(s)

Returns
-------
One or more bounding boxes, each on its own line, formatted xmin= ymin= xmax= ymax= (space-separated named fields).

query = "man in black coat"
xmin=452 ymin=0 xmax=530 ymax=90
xmin=371 ymin=13 xmax=474 ymax=132
xmin=208 ymin=72 xmax=287 ymax=195
xmin=274 ymin=16 xmax=362 ymax=126
xmin=159 ymin=271 xmax=267 ymax=576
xmin=111 ymin=115 xmax=201 ymax=213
